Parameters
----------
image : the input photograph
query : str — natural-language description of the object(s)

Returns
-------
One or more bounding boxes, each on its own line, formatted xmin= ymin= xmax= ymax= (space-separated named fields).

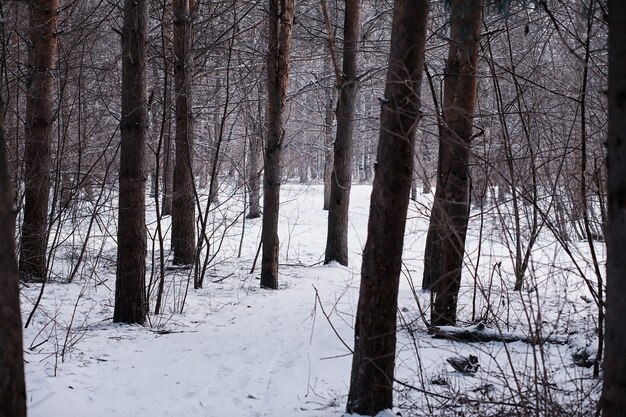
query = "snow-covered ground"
xmin=22 ymin=184 xmax=602 ymax=416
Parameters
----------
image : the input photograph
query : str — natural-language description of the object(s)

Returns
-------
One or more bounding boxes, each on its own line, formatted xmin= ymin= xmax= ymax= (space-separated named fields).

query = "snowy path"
xmin=24 ymin=185 xmax=367 ymax=417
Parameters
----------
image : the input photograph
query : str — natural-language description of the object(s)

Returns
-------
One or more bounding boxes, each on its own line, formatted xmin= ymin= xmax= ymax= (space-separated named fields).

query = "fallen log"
xmin=428 ymin=323 xmax=568 ymax=345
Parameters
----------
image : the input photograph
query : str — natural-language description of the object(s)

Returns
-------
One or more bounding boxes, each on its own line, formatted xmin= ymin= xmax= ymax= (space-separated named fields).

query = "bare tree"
xmin=324 ymin=0 xmax=361 ymax=266
xmin=20 ymin=0 xmax=59 ymax=282
xmin=423 ymin=0 xmax=483 ymax=326
xmin=114 ymin=0 xmax=148 ymax=324
xmin=260 ymin=0 xmax=295 ymax=289
xmin=246 ymin=88 xmax=263 ymax=220
xmin=602 ymin=1 xmax=626 ymax=414
xmin=0 ymin=70 xmax=26 ymax=417
xmin=346 ymin=0 xmax=429 ymax=414
xmin=171 ymin=0 xmax=196 ymax=265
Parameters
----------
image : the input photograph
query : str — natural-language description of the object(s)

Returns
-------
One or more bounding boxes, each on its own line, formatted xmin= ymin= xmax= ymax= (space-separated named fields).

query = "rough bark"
xmin=0 ymin=73 xmax=26 ymax=417
xmin=602 ymin=1 xmax=626 ymax=414
xmin=114 ymin=0 xmax=148 ymax=324
xmin=324 ymin=0 xmax=361 ymax=266
xmin=171 ymin=0 xmax=195 ymax=265
xmin=260 ymin=0 xmax=294 ymax=289
xmin=346 ymin=0 xmax=428 ymax=414
xmin=426 ymin=0 xmax=483 ymax=326
xmin=20 ymin=0 xmax=59 ymax=282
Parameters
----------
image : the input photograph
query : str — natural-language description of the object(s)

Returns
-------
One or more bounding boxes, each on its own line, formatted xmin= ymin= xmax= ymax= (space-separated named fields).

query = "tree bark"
xmin=20 ymin=0 xmax=59 ymax=282
xmin=114 ymin=0 xmax=148 ymax=324
xmin=346 ymin=0 xmax=428 ymax=414
xmin=602 ymin=1 xmax=626 ymax=414
xmin=260 ymin=0 xmax=294 ymax=289
xmin=0 ymin=66 xmax=26 ymax=417
xmin=171 ymin=0 xmax=195 ymax=265
xmin=425 ymin=0 xmax=483 ymax=326
xmin=324 ymin=0 xmax=361 ymax=266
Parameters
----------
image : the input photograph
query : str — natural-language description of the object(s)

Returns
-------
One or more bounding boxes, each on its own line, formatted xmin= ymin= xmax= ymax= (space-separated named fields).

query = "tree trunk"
xmin=602 ymin=1 xmax=626 ymax=414
xmin=171 ymin=0 xmax=195 ymax=265
xmin=0 ymin=67 xmax=26 ymax=417
xmin=114 ymin=0 xmax=148 ymax=324
xmin=324 ymin=0 xmax=361 ymax=266
xmin=247 ymin=96 xmax=263 ymax=219
xmin=322 ymin=59 xmax=336 ymax=211
xmin=161 ymin=4 xmax=174 ymax=217
xmin=426 ymin=0 xmax=483 ymax=326
xmin=260 ymin=0 xmax=294 ymax=289
xmin=20 ymin=0 xmax=59 ymax=282
xmin=346 ymin=0 xmax=428 ymax=414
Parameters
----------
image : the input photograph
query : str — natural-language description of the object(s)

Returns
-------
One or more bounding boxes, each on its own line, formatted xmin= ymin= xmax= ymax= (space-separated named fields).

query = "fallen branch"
xmin=428 ymin=323 xmax=568 ymax=345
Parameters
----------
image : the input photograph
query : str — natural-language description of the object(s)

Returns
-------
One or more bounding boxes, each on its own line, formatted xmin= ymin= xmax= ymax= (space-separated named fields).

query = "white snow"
xmin=22 ymin=183 xmax=602 ymax=416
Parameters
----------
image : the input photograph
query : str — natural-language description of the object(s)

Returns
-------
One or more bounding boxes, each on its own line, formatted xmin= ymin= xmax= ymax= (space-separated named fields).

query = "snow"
xmin=22 ymin=183 xmax=601 ymax=416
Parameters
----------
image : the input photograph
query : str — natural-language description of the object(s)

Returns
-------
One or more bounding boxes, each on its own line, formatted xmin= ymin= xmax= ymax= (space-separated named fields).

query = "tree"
xmin=260 ymin=0 xmax=295 ymax=289
xmin=0 ymin=70 xmax=26 ymax=417
xmin=114 ymin=0 xmax=148 ymax=324
xmin=171 ymin=0 xmax=196 ymax=265
xmin=246 ymin=88 xmax=263 ymax=220
xmin=324 ymin=0 xmax=362 ymax=266
xmin=602 ymin=0 xmax=626 ymax=414
xmin=423 ymin=0 xmax=483 ymax=326
xmin=346 ymin=0 xmax=429 ymax=414
xmin=20 ymin=0 xmax=59 ymax=282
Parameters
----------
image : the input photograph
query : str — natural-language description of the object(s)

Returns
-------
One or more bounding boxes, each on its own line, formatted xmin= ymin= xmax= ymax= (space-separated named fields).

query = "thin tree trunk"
xmin=171 ymin=0 xmax=195 ymax=265
xmin=322 ymin=58 xmax=336 ymax=211
xmin=261 ymin=0 xmax=295 ymax=289
xmin=602 ymin=1 xmax=626 ymax=414
xmin=427 ymin=0 xmax=483 ymax=326
xmin=0 ymin=64 xmax=26 ymax=417
xmin=114 ymin=0 xmax=148 ymax=324
xmin=324 ymin=0 xmax=361 ymax=266
xmin=161 ymin=4 xmax=174 ymax=217
xmin=346 ymin=0 xmax=428 ymax=414
xmin=20 ymin=0 xmax=59 ymax=282
xmin=247 ymin=95 xmax=263 ymax=219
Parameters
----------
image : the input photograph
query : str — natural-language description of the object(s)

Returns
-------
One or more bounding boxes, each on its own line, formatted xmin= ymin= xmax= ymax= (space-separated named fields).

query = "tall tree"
xmin=260 ymin=0 xmax=295 ymax=289
xmin=324 ymin=0 xmax=362 ymax=266
xmin=114 ymin=0 xmax=148 ymax=324
xmin=423 ymin=0 xmax=483 ymax=326
xmin=246 ymin=89 xmax=263 ymax=220
xmin=346 ymin=0 xmax=429 ymax=414
xmin=0 ymin=70 xmax=26 ymax=417
xmin=171 ymin=0 xmax=195 ymax=265
xmin=20 ymin=0 xmax=59 ymax=282
xmin=602 ymin=0 xmax=626 ymax=414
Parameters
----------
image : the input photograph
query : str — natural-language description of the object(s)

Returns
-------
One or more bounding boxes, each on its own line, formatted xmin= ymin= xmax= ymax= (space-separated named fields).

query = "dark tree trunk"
xmin=0 ymin=72 xmax=26 ymax=417
xmin=247 ymin=97 xmax=263 ymax=219
xmin=161 ymin=4 xmax=174 ymax=217
xmin=171 ymin=0 xmax=195 ymax=265
xmin=114 ymin=0 xmax=148 ymax=324
xmin=20 ymin=0 xmax=59 ymax=282
xmin=425 ymin=0 xmax=482 ymax=326
xmin=323 ymin=72 xmax=336 ymax=211
xmin=602 ymin=1 xmax=626 ymax=414
xmin=346 ymin=0 xmax=428 ymax=414
xmin=260 ymin=0 xmax=294 ymax=289
xmin=324 ymin=0 xmax=361 ymax=266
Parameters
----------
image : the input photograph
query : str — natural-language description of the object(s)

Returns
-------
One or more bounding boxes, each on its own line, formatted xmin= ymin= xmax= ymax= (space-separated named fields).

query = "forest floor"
xmin=22 ymin=184 xmax=602 ymax=416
